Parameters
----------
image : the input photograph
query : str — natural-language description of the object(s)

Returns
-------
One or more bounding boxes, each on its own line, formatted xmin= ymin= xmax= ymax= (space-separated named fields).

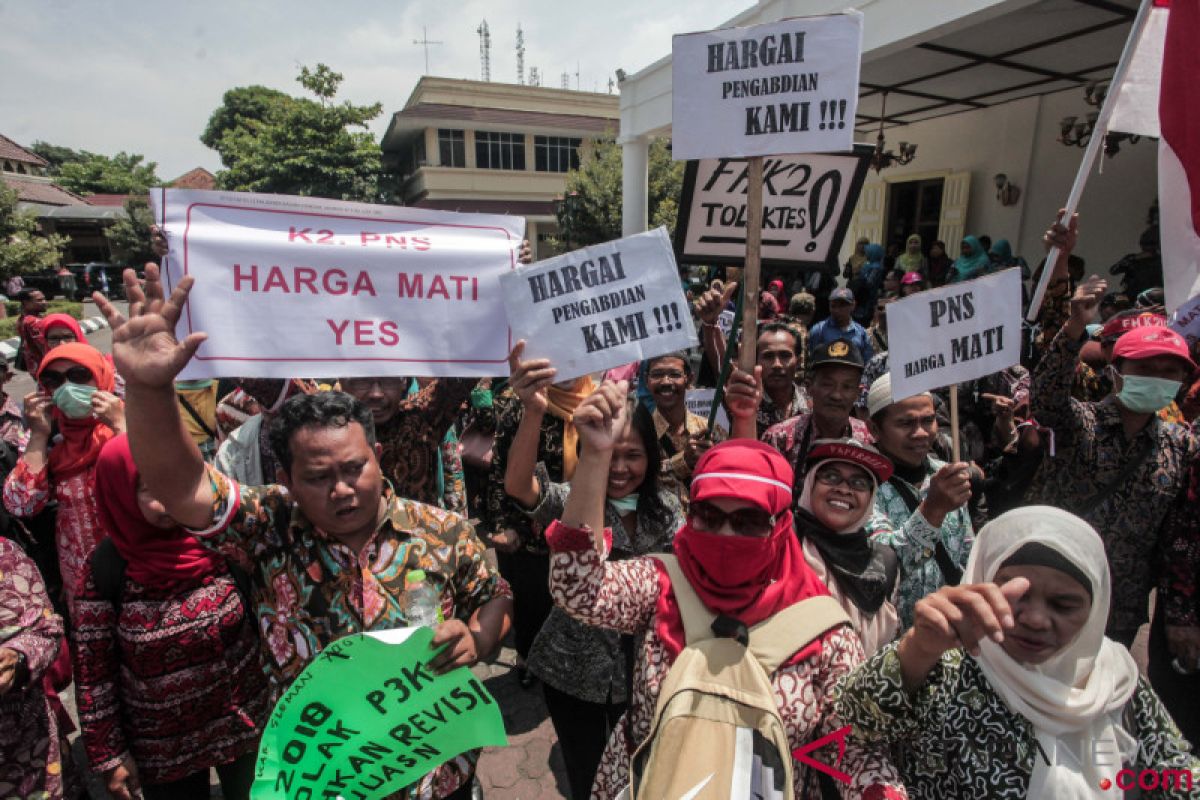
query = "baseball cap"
xmin=811 ymin=339 xmax=864 ymax=372
xmin=901 ymin=271 xmax=925 ymax=285
xmin=830 ymin=287 xmax=855 ymax=304
xmin=806 ymin=438 xmax=894 ymax=483
xmin=1098 ymin=310 xmax=1166 ymax=342
xmin=1112 ymin=325 xmax=1196 ymax=368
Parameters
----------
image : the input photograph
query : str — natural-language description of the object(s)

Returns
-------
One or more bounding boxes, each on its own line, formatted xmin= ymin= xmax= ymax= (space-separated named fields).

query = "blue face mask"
xmin=52 ymin=383 xmax=97 ymax=419
xmin=1116 ymin=375 xmax=1181 ymax=414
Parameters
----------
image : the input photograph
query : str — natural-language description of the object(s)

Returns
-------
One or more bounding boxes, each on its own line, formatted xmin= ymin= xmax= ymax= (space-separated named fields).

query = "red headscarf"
xmin=94 ymin=435 xmax=223 ymax=587
xmin=655 ymin=440 xmax=830 ymax=662
xmin=41 ymin=313 xmax=88 ymax=346
xmin=38 ymin=343 xmax=117 ymax=479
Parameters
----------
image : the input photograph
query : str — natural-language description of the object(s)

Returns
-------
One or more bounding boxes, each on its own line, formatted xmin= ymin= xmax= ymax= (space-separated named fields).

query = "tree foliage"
xmin=556 ymin=138 xmax=683 ymax=248
xmin=29 ymin=143 xmax=159 ymax=196
xmin=201 ymin=63 xmax=393 ymax=202
xmin=0 ymin=184 xmax=67 ymax=278
xmin=105 ymin=198 xmax=158 ymax=266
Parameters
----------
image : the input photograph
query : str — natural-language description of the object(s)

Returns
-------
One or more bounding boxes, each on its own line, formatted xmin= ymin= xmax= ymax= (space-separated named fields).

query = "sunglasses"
xmin=814 ymin=467 xmax=873 ymax=493
xmin=689 ymin=500 xmax=775 ymax=537
xmin=40 ymin=365 xmax=93 ymax=391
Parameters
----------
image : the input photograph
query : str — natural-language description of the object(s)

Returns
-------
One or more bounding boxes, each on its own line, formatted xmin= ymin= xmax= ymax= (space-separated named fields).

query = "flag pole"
xmin=1025 ymin=0 xmax=1157 ymax=323
xmin=738 ymin=156 xmax=765 ymax=371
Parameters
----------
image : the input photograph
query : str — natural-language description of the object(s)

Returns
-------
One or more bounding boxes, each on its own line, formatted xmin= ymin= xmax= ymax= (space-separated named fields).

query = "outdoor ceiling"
xmin=855 ymin=0 xmax=1139 ymax=132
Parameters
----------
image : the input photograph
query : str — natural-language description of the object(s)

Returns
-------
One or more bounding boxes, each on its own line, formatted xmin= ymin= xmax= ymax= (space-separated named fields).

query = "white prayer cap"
xmin=866 ymin=373 xmax=930 ymax=418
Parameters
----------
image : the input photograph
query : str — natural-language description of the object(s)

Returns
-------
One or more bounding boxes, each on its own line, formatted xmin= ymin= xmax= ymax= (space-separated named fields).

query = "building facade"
xmin=381 ymin=77 xmax=619 ymax=258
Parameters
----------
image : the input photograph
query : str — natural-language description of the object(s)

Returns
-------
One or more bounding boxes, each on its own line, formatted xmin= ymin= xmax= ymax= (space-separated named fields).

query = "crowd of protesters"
xmin=1 ymin=210 xmax=1198 ymax=800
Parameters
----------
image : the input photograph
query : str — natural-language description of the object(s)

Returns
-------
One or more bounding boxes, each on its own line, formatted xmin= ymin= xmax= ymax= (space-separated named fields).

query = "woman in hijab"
xmin=949 ymin=236 xmax=991 ymax=283
xmin=897 ymin=234 xmax=927 ymax=275
xmin=845 ymin=236 xmax=871 ymax=280
xmin=796 ymin=440 xmax=901 ymax=656
xmin=41 ymin=313 xmax=88 ymax=350
xmin=927 ymin=240 xmax=953 ymax=286
xmin=546 ymin=386 xmax=906 ymax=799
xmin=836 ymin=506 xmax=1199 ymax=799
xmin=3 ymin=344 xmax=124 ymax=608
xmin=767 ymin=278 xmax=789 ymax=312
xmin=72 ymin=435 xmax=268 ymax=800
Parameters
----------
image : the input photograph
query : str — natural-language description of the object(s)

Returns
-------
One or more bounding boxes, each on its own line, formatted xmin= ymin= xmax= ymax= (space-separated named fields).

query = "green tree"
xmin=33 ymin=147 xmax=160 ymax=196
xmin=28 ymin=141 xmax=87 ymax=175
xmin=105 ymin=198 xmax=158 ymax=266
xmin=202 ymin=64 xmax=393 ymax=202
xmin=556 ymin=138 xmax=683 ymax=248
xmin=0 ymin=184 xmax=67 ymax=278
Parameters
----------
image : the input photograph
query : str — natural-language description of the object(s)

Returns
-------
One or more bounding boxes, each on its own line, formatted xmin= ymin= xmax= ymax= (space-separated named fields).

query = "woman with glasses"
xmin=504 ymin=367 xmax=683 ymax=800
xmin=797 ymin=439 xmax=902 ymax=657
xmin=3 ymin=343 xmax=124 ymax=608
xmin=543 ymin=386 xmax=905 ymax=799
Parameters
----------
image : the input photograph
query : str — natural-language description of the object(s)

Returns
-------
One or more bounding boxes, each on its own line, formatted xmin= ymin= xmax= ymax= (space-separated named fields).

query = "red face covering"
xmin=655 ymin=440 xmax=830 ymax=662
xmin=38 ymin=342 xmax=117 ymax=479
xmin=94 ymin=434 xmax=223 ymax=588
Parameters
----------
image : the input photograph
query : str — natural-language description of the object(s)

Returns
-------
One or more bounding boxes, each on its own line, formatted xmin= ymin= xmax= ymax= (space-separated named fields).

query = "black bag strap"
xmin=887 ymin=475 xmax=964 ymax=586
xmin=177 ymin=394 xmax=217 ymax=440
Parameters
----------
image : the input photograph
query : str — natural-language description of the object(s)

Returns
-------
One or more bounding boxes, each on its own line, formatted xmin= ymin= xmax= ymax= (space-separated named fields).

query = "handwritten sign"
xmin=671 ymin=13 xmax=863 ymax=160
xmin=151 ymin=188 xmax=523 ymax=379
xmin=251 ymin=628 xmax=506 ymax=800
xmin=886 ymin=269 xmax=1023 ymax=401
xmin=686 ymin=387 xmax=730 ymax=432
xmin=499 ymin=227 xmax=698 ymax=381
xmin=674 ymin=148 xmax=871 ymax=268
xmin=1169 ymin=293 xmax=1200 ymax=346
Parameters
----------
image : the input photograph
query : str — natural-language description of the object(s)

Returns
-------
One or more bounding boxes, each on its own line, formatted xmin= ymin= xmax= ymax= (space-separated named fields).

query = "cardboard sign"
xmin=674 ymin=147 xmax=871 ymax=268
xmin=151 ymin=188 xmax=524 ymax=379
xmin=686 ymin=387 xmax=730 ymax=432
xmin=671 ymin=13 xmax=863 ymax=160
xmin=1169 ymin=292 xmax=1200 ymax=346
xmin=886 ymin=269 xmax=1023 ymax=402
xmin=251 ymin=628 xmax=506 ymax=800
xmin=499 ymin=227 xmax=698 ymax=381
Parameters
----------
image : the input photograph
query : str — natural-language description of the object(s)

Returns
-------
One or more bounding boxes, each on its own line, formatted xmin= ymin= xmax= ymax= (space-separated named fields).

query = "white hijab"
xmin=966 ymin=506 xmax=1140 ymax=799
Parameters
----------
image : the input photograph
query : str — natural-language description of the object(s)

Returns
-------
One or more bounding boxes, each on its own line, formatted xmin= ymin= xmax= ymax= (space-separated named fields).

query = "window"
xmin=438 ymin=129 xmax=465 ymax=168
xmin=534 ymin=136 xmax=582 ymax=173
xmin=475 ymin=132 xmax=526 ymax=170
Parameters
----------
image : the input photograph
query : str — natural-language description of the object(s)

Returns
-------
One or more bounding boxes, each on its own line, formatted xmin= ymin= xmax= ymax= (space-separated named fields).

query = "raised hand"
xmin=907 ymin=578 xmax=1029 ymax=659
xmin=94 ymin=263 xmax=207 ymax=389
xmin=694 ymin=280 xmax=738 ymax=326
xmin=507 ymin=340 xmax=555 ymax=415
xmin=1068 ymin=274 xmax=1108 ymax=323
xmin=23 ymin=391 xmax=52 ymax=440
xmin=1042 ymin=209 xmax=1079 ymax=255
xmin=519 ymin=239 xmax=534 ymax=264
xmin=573 ymin=381 xmax=629 ymax=452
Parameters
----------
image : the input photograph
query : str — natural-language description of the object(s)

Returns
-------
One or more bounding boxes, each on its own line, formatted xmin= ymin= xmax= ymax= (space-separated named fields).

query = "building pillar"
xmin=620 ymin=134 xmax=649 ymax=237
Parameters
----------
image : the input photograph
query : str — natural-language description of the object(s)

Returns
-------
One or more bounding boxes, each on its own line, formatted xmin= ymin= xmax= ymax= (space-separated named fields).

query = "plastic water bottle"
xmin=403 ymin=570 xmax=442 ymax=628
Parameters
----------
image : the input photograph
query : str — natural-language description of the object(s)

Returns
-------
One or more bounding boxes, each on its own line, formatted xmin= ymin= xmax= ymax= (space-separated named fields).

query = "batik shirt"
xmin=866 ymin=458 xmax=975 ymax=630
xmin=757 ymin=384 xmax=811 ymax=439
xmin=190 ymin=470 xmax=509 ymax=800
xmin=376 ymin=378 xmax=475 ymax=509
xmin=835 ymin=643 xmax=1200 ymax=800
xmin=487 ymin=389 xmax=566 ymax=552
xmin=1160 ymin=458 xmax=1200 ymax=629
xmin=651 ymin=409 xmax=727 ymax=510
xmin=1027 ymin=328 xmax=1199 ymax=634
xmin=762 ymin=413 xmax=874 ymax=500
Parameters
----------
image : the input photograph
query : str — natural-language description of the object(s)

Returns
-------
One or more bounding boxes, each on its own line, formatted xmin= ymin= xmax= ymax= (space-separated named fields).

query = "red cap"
xmin=901 ymin=271 xmax=925 ymax=285
xmin=1099 ymin=311 xmax=1166 ymax=341
xmin=806 ymin=439 xmax=894 ymax=483
xmin=1111 ymin=325 xmax=1196 ymax=368
xmin=690 ymin=440 xmax=793 ymax=516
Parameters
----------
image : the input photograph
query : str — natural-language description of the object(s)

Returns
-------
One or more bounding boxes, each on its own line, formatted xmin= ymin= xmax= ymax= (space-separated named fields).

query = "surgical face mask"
xmin=174 ymin=379 xmax=214 ymax=391
xmin=1116 ymin=375 xmax=1181 ymax=414
xmin=52 ymin=383 xmax=97 ymax=419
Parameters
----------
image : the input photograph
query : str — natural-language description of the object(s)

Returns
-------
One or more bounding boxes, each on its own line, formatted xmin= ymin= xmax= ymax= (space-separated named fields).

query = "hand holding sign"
xmin=507 ymin=341 xmax=556 ymax=415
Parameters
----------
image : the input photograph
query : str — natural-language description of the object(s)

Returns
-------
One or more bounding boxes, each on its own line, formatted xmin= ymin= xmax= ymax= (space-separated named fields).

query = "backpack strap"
xmin=749 ymin=596 xmax=849 ymax=675
xmin=90 ymin=538 xmax=127 ymax=609
xmin=654 ymin=554 xmax=716 ymax=646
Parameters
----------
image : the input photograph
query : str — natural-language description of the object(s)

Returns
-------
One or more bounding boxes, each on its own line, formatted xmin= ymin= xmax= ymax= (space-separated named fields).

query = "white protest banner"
xmin=886 ymin=269 xmax=1023 ymax=402
xmin=686 ymin=387 xmax=730 ymax=433
xmin=499 ymin=227 xmax=697 ymax=381
xmin=671 ymin=13 xmax=863 ymax=161
xmin=150 ymin=188 xmax=523 ymax=379
xmin=674 ymin=147 xmax=871 ymax=269
xmin=1169 ymin=293 xmax=1200 ymax=346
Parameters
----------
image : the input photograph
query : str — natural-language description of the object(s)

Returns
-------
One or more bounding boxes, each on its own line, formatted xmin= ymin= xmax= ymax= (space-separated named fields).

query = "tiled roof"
xmin=395 ymin=103 xmax=618 ymax=135
xmin=169 ymin=167 xmax=217 ymax=190
xmin=0 ymin=134 xmax=47 ymax=167
xmin=2 ymin=176 xmax=86 ymax=206
xmin=85 ymin=193 xmax=137 ymax=206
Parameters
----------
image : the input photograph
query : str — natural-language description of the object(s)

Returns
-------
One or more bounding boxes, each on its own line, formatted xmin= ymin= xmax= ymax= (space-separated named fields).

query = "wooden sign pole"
xmin=949 ymin=383 xmax=961 ymax=463
xmin=737 ymin=156 xmax=765 ymax=372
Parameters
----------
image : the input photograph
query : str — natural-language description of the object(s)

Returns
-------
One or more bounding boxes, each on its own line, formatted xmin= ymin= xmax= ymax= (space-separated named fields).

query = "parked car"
xmin=65 ymin=262 xmax=140 ymax=300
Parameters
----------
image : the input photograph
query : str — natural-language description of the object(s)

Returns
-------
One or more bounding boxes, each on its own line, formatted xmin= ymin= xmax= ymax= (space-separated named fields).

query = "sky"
xmin=1 ymin=0 xmax=735 ymax=180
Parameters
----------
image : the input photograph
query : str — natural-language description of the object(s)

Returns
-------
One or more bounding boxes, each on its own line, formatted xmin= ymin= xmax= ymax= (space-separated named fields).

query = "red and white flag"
xmin=1107 ymin=0 xmax=1169 ymax=138
xmin=1158 ymin=0 xmax=1200 ymax=311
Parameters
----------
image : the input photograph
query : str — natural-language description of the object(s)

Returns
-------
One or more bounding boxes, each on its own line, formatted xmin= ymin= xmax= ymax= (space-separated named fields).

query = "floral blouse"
xmin=545 ymin=521 xmax=907 ymax=799
xmin=835 ymin=643 xmax=1200 ymax=799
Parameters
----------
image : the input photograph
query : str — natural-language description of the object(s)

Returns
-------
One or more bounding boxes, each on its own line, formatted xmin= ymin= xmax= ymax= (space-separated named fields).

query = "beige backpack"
xmin=627 ymin=555 xmax=849 ymax=800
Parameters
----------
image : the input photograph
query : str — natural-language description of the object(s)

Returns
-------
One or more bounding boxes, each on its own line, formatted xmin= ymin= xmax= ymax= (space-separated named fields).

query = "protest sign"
xmin=150 ymin=188 xmax=524 ymax=379
xmin=1169 ymin=293 xmax=1200 ymax=346
xmin=886 ymin=269 xmax=1023 ymax=402
xmin=251 ymin=627 xmax=506 ymax=800
xmin=687 ymin=387 xmax=730 ymax=432
xmin=674 ymin=147 xmax=871 ymax=269
xmin=499 ymin=227 xmax=698 ymax=380
xmin=671 ymin=13 xmax=863 ymax=161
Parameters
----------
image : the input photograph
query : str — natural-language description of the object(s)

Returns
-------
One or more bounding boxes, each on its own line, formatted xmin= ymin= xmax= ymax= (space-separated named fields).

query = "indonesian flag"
xmin=1159 ymin=0 xmax=1200 ymax=311
xmin=1106 ymin=0 xmax=1169 ymax=138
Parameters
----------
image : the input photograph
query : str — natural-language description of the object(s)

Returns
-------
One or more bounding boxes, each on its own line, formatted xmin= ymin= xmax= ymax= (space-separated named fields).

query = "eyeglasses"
xmin=648 ymin=369 xmax=687 ymax=381
xmin=814 ymin=467 xmax=873 ymax=493
xmin=40 ymin=365 xmax=93 ymax=391
xmin=689 ymin=500 xmax=775 ymax=537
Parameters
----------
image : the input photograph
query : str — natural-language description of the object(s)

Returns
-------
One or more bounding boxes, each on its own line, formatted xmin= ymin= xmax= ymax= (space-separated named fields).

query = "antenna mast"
xmin=516 ymin=25 xmax=525 ymax=85
xmin=529 ymin=67 xmax=540 ymax=87
xmin=477 ymin=20 xmax=491 ymax=82
xmin=561 ymin=72 xmax=569 ymax=89
xmin=412 ymin=27 xmax=442 ymax=75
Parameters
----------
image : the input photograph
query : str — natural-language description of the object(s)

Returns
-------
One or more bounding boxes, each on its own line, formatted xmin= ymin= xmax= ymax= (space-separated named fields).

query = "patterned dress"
xmin=545 ymin=522 xmax=908 ymax=799
xmin=835 ymin=643 xmax=1200 ymax=799
xmin=376 ymin=378 xmax=475 ymax=508
xmin=72 ymin=566 xmax=269 ymax=784
xmin=0 ymin=537 xmax=69 ymax=800
xmin=762 ymin=414 xmax=874 ymax=499
xmin=4 ymin=462 xmax=104 ymax=606
xmin=189 ymin=469 xmax=509 ymax=800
